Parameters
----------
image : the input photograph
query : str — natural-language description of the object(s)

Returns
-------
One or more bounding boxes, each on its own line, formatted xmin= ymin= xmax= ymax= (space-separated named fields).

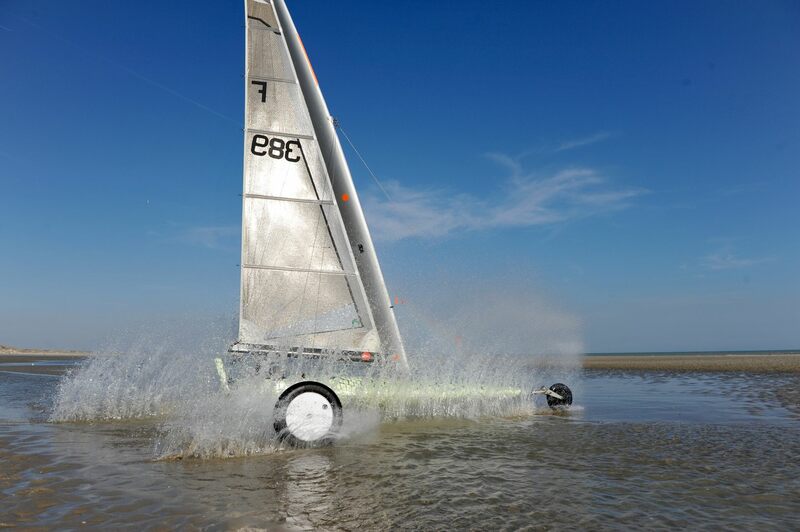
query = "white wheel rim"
xmin=285 ymin=391 xmax=335 ymax=442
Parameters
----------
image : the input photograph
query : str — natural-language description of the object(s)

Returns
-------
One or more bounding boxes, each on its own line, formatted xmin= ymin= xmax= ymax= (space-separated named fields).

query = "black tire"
xmin=273 ymin=382 xmax=343 ymax=447
xmin=546 ymin=383 xmax=573 ymax=409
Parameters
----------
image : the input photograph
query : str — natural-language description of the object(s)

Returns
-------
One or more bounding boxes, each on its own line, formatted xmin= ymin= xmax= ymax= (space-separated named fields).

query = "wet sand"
xmin=6 ymin=352 xmax=800 ymax=373
xmin=3 ymin=358 xmax=800 ymax=529
xmin=0 ymin=354 xmax=88 ymax=361
xmin=0 ymin=354 xmax=87 ymax=376
xmin=0 ymin=350 xmax=88 ymax=358
xmin=2 ymin=353 xmax=800 ymax=528
xmin=584 ymin=353 xmax=800 ymax=373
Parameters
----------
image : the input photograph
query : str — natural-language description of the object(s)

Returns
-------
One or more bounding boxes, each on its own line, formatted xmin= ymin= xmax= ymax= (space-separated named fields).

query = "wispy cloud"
xmin=718 ymin=181 xmax=769 ymax=197
xmin=363 ymin=157 xmax=644 ymax=241
xmin=697 ymin=239 xmax=773 ymax=271
xmin=700 ymin=252 xmax=772 ymax=271
xmin=179 ymin=225 xmax=239 ymax=249
xmin=555 ymin=131 xmax=614 ymax=152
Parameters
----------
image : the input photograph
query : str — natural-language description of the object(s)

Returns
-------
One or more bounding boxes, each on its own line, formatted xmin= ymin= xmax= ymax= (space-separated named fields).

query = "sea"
xmin=1 ymin=351 xmax=799 ymax=530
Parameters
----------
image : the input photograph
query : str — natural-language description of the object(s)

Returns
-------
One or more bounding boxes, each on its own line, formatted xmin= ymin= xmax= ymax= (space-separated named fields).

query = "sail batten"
xmin=248 ymin=76 xmax=296 ymax=84
xmin=246 ymin=128 xmax=315 ymax=140
xmin=244 ymin=194 xmax=334 ymax=205
xmin=242 ymin=265 xmax=356 ymax=276
xmin=238 ymin=0 xmax=406 ymax=365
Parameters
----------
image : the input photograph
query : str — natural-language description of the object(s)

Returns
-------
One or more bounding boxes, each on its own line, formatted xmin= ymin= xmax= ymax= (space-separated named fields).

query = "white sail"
xmin=235 ymin=0 xmax=407 ymax=367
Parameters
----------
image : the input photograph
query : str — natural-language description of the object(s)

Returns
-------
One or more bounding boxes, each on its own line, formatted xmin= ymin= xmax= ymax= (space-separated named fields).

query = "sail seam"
xmin=247 ymin=75 xmax=296 ymax=84
xmin=248 ymin=25 xmax=281 ymax=34
xmin=244 ymin=193 xmax=334 ymax=205
xmin=247 ymin=128 xmax=315 ymax=140
xmin=242 ymin=264 xmax=357 ymax=276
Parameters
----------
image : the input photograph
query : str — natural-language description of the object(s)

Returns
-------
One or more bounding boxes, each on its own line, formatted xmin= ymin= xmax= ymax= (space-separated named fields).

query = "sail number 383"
xmin=251 ymin=135 xmax=301 ymax=162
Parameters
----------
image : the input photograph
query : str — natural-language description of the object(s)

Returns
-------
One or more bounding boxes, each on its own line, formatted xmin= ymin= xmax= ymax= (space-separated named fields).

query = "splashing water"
xmin=51 ymin=316 xmax=235 ymax=422
xmin=50 ymin=286 xmax=583 ymax=459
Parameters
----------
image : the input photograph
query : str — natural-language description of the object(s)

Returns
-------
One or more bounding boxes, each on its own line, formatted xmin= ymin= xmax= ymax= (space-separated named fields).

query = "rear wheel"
xmin=273 ymin=382 xmax=343 ymax=446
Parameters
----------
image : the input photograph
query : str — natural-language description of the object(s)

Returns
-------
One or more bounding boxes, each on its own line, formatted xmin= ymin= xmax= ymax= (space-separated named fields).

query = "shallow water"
xmin=2 ymin=358 xmax=799 ymax=529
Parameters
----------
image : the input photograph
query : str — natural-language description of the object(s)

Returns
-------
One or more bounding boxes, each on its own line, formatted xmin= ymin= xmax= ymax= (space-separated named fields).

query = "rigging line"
xmin=334 ymin=122 xmax=393 ymax=202
xmin=12 ymin=15 xmax=241 ymax=128
xmin=321 ymin=129 xmax=365 ymax=329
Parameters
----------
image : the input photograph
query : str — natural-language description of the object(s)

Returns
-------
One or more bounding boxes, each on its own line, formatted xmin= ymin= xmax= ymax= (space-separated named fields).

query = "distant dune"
xmin=0 ymin=344 xmax=89 ymax=357
xmin=584 ymin=353 xmax=800 ymax=373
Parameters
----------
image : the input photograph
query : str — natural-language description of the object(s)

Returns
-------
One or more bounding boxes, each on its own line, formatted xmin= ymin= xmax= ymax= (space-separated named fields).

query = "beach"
xmin=4 ymin=351 xmax=800 ymax=373
xmin=2 ymin=352 xmax=799 ymax=528
xmin=0 ymin=344 xmax=88 ymax=357
xmin=583 ymin=353 xmax=800 ymax=373
xmin=0 ymin=352 xmax=89 ymax=376
xmin=2 ymin=351 xmax=800 ymax=528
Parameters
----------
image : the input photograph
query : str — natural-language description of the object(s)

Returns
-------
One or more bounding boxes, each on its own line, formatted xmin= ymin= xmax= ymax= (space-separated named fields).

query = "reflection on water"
xmin=1 ymin=364 xmax=799 ymax=528
xmin=581 ymin=369 xmax=800 ymax=424
xmin=284 ymin=453 xmax=334 ymax=528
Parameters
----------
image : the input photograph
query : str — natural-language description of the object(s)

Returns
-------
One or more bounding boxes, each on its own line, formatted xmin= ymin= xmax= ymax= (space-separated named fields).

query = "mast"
xmin=272 ymin=0 xmax=407 ymax=370
xmin=237 ymin=0 xmax=407 ymax=370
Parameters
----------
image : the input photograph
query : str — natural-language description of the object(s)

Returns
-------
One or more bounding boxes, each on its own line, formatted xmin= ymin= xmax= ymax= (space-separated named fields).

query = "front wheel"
xmin=546 ymin=383 xmax=573 ymax=409
xmin=273 ymin=382 xmax=343 ymax=447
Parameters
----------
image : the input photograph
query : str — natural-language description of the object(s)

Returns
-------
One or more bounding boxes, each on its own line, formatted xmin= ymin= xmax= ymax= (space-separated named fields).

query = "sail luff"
xmin=238 ymin=0 xmax=250 ymax=347
xmin=272 ymin=0 xmax=408 ymax=369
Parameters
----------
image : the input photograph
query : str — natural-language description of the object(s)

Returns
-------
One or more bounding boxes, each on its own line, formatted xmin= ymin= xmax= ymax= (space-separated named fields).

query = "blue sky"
xmin=1 ymin=0 xmax=798 ymax=352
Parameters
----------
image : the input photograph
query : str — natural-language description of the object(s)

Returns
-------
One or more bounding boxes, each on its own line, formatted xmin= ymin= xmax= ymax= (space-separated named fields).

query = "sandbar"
xmin=583 ymin=353 xmax=800 ymax=373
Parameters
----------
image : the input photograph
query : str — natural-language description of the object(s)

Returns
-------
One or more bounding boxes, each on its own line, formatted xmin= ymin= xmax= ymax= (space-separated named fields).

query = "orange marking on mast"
xmin=341 ymin=193 xmax=350 ymax=202
xmin=297 ymin=34 xmax=319 ymax=86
